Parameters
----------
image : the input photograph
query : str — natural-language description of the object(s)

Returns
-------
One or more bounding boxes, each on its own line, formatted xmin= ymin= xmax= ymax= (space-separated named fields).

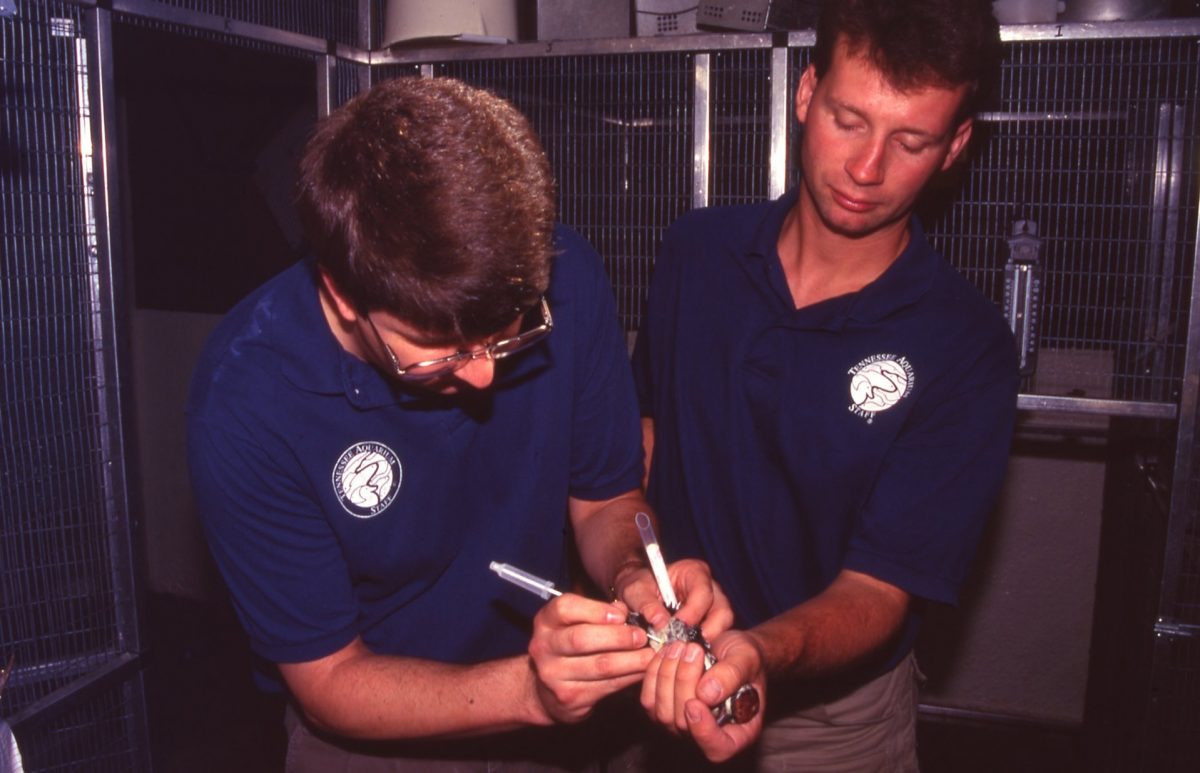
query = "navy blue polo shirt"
xmin=633 ymin=190 xmax=1018 ymax=671
xmin=187 ymin=225 xmax=643 ymax=673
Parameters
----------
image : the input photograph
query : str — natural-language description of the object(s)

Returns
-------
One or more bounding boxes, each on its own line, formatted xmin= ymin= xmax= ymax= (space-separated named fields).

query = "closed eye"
xmin=896 ymin=137 xmax=933 ymax=155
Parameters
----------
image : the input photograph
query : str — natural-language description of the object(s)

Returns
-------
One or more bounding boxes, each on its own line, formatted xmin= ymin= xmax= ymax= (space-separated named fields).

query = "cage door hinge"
xmin=1154 ymin=618 xmax=1200 ymax=639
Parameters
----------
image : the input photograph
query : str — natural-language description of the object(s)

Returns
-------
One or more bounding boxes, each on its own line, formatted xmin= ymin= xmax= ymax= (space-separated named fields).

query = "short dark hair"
xmin=813 ymin=0 xmax=1002 ymax=120
xmin=296 ymin=77 xmax=555 ymax=343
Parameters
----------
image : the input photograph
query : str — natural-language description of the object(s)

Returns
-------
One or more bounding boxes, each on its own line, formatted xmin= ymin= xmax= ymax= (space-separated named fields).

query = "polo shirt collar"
xmin=745 ymin=188 xmax=939 ymax=328
xmin=843 ymin=217 xmax=938 ymax=324
xmin=275 ymin=263 xmax=427 ymax=410
xmin=747 ymin=187 xmax=798 ymax=268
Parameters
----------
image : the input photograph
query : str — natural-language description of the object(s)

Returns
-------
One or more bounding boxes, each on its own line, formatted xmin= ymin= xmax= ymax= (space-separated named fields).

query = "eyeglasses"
xmin=366 ymin=296 xmax=553 ymax=382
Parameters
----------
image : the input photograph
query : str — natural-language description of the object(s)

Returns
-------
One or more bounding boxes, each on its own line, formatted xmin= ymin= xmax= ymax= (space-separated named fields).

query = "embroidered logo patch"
xmin=332 ymin=441 xmax=402 ymax=518
xmin=847 ymin=354 xmax=914 ymax=424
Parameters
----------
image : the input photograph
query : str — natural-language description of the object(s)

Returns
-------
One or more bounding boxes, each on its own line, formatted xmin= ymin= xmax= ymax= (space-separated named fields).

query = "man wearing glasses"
xmin=187 ymin=76 xmax=726 ymax=771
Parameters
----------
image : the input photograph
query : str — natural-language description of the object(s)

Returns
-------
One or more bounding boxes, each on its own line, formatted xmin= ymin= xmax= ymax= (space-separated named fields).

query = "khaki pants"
xmin=608 ymin=652 xmax=923 ymax=773
xmin=754 ymin=652 xmax=922 ymax=772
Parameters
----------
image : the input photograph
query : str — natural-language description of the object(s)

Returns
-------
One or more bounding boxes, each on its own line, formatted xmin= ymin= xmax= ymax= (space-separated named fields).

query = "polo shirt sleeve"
xmin=843 ymin=330 xmax=1020 ymax=606
xmin=187 ymin=416 xmax=361 ymax=663
xmin=557 ymin=226 xmax=645 ymax=501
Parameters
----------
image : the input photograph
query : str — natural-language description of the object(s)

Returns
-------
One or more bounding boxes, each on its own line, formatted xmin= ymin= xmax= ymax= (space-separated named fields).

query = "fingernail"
xmin=685 ymin=703 xmax=704 ymax=723
xmin=650 ymin=613 xmax=669 ymax=628
xmin=683 ymin=644 xmax=701 ymax=663
xmin=698 ymin=678 xmax=719 ymax=703
xmin=605 ymin=610 xmax=624 ymax=623
xmin=667 ymin=641 xmax=683 ymax=659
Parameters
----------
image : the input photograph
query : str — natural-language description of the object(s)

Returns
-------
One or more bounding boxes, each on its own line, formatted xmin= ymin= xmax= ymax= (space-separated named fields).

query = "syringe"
xmin=635 ymin=511 xmax=679 ymax=610
xmin=489 ymin=561 xmax=563 ymax=600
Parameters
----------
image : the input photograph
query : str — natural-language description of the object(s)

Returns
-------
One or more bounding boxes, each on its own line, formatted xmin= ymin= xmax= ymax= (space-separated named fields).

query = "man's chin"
xmin=413 ymin=381 xmax=469 ymax=397
xmin=818 ymin=205 xmax=905 ymax=241
xmin=403 ymin=375 xmax=489 ymax=399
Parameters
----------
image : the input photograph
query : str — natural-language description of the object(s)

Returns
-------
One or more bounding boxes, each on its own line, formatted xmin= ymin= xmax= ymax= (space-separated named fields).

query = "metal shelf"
xmin=1017 ymin=394 xmax=1177 ymax=419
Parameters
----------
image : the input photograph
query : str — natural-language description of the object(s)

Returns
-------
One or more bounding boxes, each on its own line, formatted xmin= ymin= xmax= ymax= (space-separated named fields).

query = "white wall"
xmin=131 ymin=308 xmax=224 ymax=600
xmin=918 ymin=443 xmax=1105 ymax=724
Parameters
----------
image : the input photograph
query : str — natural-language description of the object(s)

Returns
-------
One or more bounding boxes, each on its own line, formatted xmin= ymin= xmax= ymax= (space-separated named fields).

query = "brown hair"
xmin=814 ymin=0 xmax=1002 ymax=121
xmin=296 ymin=77 xmax=555 ymax=343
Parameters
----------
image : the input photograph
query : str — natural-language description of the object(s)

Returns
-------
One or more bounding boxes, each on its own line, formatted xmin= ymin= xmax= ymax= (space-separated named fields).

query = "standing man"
xmin=187 ymin=76 xmax=726 ymax=771
xmin=633 ymin=0 xmax=1017 ymax=768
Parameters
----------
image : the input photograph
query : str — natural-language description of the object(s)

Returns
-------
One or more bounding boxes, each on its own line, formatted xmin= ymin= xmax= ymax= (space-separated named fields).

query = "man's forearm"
xmin=746 ymin=569 xmax=909 ymax=680
xmin=569 ymin=490 xmax=651 ymax=594
xmin=281 ymin=644 xmax=549 ymax=741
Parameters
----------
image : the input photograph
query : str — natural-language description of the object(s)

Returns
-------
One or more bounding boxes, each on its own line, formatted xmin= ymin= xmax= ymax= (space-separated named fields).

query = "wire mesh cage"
xmin=140 ymin=0 xmax=360 ymax=46
xmin=331 ymin=55 xmax=369 ymax=110
xmin=1 ymin=1 xmax=148 ymax=769
xmin=709 ymin=47 xmax=772 ymax=207
xmin=13 ymin=672 xmax=148 ymax=773
xmin=924 ymin=37 xmax=1198 ymax=406
xmin=429 ymin=52 xmax=697 ymax=334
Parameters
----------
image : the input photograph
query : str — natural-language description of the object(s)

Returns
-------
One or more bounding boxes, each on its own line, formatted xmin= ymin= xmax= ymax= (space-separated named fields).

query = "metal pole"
xmin=693 ymin=53 xmax=711 ymax=210
xmin=768 ymin=46 xmax=789 ymax=200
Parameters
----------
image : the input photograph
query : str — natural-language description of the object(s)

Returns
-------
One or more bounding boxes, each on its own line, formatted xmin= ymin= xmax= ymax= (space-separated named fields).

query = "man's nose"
xmin=846 ymin=137 xmax=886 ymax=186
xmin=454 ymin=354 xmax=497 ymax=390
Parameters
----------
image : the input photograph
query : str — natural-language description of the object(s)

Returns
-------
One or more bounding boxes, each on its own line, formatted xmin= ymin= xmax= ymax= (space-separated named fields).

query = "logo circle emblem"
xmin=847 ymin=355 xmax=915 ymax=422
xmin=332 ymin=442 xmax=402 ymax=518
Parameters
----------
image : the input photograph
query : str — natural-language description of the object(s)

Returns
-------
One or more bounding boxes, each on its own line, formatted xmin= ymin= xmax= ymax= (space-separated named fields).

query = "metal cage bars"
xmin=1 ymin=1 xmax=149 ymax=769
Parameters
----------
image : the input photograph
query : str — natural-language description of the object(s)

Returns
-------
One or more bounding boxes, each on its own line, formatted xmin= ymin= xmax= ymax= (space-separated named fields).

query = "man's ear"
xmin=318 ymin=269 xmax=360 ymax=323
xmin=795 ymin=64 xmax=818 ymax=125
xmin=940 ymin=117 xmax=974 ymax=172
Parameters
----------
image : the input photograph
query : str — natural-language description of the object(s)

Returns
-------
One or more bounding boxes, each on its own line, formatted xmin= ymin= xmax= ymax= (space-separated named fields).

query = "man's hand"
xmin=527 ymin=593 xmax=655 ymax=724
xmin=613 ymin=558 xmax=733 ymax=636
xmin=641 ymin=629 xmax=766 ymax=763
xmin=670 ymin=559 xmax=734 ymax=636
